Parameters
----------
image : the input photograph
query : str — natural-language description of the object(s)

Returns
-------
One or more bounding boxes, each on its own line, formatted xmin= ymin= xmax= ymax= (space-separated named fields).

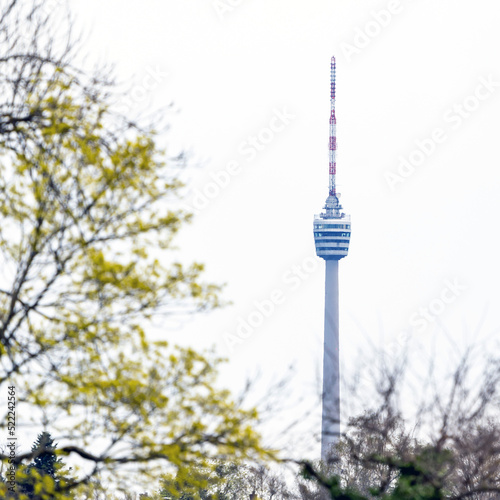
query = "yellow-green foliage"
xmin=0 ymin=71 xmax=266 ymax=497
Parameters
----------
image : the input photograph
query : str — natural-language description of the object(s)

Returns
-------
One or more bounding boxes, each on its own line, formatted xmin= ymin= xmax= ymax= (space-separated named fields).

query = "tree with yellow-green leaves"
xmin=0 ymin=1 xmax=268 ymax=497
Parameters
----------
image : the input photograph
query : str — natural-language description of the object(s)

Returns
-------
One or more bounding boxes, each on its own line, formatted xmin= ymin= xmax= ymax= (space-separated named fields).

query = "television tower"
xmin=313 ymin=56 xmax=351 ymax=460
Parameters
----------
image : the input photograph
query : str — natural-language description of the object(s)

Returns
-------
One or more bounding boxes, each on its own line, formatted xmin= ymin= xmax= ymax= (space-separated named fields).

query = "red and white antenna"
xmin=329 ymin=56 xmax=337 ymax=199
xmin=322 ymin=56 xmax=342 ymax=219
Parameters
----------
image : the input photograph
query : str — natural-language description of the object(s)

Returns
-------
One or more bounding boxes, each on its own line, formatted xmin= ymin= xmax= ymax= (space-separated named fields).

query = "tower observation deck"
xmin=313 ymin=216 xmax=351 ymax=260
xmin=314 ymin=56 xmax=351 ymax=461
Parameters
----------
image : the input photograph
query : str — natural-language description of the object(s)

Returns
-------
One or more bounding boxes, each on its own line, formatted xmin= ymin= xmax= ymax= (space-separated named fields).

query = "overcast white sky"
xmin=71 ymin=0 xmax=500 ymax=456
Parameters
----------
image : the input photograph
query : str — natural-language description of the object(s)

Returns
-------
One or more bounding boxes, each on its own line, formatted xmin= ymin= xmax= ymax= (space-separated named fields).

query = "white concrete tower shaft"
xmin=313 ymin=56 xmax=351 ymax=461
xmin=322 ymin=259 xmax=340 ymax=459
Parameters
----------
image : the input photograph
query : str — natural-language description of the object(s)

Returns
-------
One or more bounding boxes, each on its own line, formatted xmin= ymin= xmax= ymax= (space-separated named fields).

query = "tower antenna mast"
xmin=329 ymin=56 xmax=337 ymax=199
xmin=324 ymin=56 xmax=342 ymax=218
